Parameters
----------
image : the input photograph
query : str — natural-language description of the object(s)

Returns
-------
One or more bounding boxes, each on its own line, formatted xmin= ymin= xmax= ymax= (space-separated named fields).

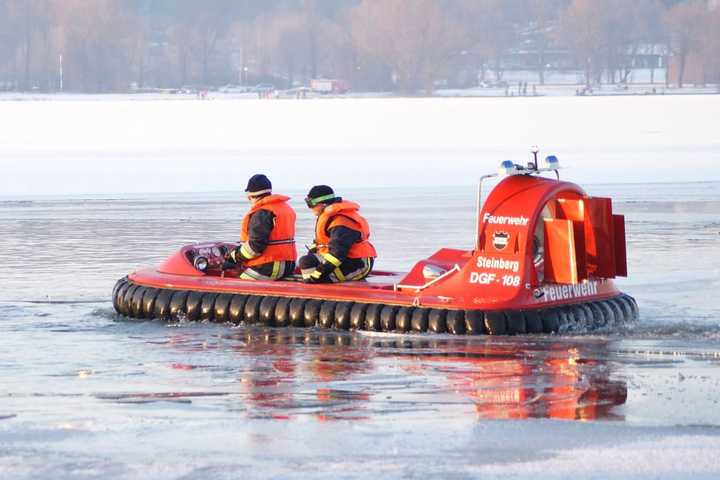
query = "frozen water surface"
xmin=1 ymin=95 xmax=719 ymax=195
xmin=1 ymin=97 xmax=720 ymax=479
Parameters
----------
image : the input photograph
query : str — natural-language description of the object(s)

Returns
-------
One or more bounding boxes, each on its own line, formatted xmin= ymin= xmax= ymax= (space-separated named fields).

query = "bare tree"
xmin=58 ymin=0 xmax=137 ymax=92
xmin=526 ymin=0 xmax=565 ymax=85
xmin=664 ymin=0 xmax=706 ymax=88
xmin=127 ymin=13 xmax=148 ymax=89
xmin=303 ymin=0 xmax=319 ymax=80
xmin=317 ymin=14 xmax=356 ymax=83
xmin=1 ymin=0 xmax=57 ymax=90
xmin=560 ymin=0 xmax=609 ymax=87
xmin=450 ymin=0 xmax=516 ymax=84
xmin=228 ymin=20 xmax=255 ymax=85
xmin=603 ymin=0 xmax=665 ymax=85
xmin=195 ymin=12 xmax=226 ymax=87
xmin=350 ymin=0 xmax=459 ymax=93
xmin=701 ymin=7 xmax=720 ymax=86
xmin=629 ymin=0 xmax=667 ymax=85
xmin=264 ymin=11 xmax=310 ymax=88
xmin=163 ymin=0 xmax=237 ymax=87
xmin=0 ymin=1 xmax=22 ymax=89
xmin=2 ymin=0 xmax=718 ymax=94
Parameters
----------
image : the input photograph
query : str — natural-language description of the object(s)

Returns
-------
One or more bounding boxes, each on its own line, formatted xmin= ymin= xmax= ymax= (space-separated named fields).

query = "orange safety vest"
xmin=315 ymin=201 xmax=377 ymax=260
xmin=240 ymin=194 xmax=297 ymax=267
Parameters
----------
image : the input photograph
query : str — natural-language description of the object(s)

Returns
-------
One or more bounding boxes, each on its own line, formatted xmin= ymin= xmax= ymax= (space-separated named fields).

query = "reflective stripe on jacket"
xmin=240 ymin=194 xmax=297 ymax=267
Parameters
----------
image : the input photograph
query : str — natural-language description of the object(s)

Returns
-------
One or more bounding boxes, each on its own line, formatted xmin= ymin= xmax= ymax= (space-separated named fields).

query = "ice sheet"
xmin=1 ymin=96 xmax=719 ymax=195
xmin=1 ymin=97 xmax=719 ymax=479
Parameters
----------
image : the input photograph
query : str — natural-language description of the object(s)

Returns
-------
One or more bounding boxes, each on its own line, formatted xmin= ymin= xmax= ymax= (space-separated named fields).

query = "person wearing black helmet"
xmin=299 ymin=185 xmax=377 ymax=283
xmin=225 ymin=174 xmax=297 ymax=280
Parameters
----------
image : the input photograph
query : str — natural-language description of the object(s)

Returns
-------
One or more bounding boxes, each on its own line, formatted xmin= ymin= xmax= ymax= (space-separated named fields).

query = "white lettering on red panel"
xmin=476 ymin=256 xmax=520 ymax=273
xmin=541 ymin=281 xmax=599 ymax=302
xmin=482 ymin=213 xmax=530 ymax=226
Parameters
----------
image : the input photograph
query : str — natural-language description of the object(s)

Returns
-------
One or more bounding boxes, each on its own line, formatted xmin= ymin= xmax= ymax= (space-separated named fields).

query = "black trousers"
xmin=298 ymin=254 xmax=374 ymax=283
xmin=240 ymin=260 xmax=295 ymax=280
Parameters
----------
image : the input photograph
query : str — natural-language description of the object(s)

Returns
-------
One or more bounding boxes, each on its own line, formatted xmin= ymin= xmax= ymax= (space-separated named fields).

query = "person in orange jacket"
xmin=299 ymin=185 xmax=377 ymax=283
xmin=226 ymin=174 xmax=297 ymax=280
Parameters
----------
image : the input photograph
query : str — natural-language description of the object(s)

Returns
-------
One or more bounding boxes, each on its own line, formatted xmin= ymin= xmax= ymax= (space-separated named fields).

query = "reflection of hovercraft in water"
xmin=113 ymin=150 xmax=638 ymax=335
xmin=395 ymin=342 xmax=628 ymax=420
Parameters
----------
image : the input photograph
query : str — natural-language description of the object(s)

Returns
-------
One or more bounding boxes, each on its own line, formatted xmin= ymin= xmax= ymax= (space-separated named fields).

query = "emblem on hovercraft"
xmin=492 ymin=231 xmax=510 ymax=251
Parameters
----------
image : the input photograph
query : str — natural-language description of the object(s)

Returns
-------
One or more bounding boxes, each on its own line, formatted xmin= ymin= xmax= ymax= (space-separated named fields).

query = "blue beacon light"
xmin=544 ymin=155 xmax=560 ymax=170
xmin=499 ymin=160 xmax=518 ymax=175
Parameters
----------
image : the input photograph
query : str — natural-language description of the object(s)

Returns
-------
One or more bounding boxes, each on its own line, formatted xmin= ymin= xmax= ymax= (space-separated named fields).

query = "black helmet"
xmin=305 ymin=185 xmax=337 ymax=208
xmin=245 ymin=174 xmax=272 ymax=197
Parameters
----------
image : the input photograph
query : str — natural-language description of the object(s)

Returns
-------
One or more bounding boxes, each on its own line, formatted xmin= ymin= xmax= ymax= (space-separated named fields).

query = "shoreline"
xmin=1 ymin=84 xmax=719 ymax=102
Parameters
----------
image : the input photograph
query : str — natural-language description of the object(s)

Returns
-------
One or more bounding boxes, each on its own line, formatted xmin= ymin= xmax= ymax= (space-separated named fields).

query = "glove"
xmin=303 ymin=266 xmax=327 ymax=284
xmin=223 ymin=247 xmax=243 ymax=269
xmin=307 ymin=243 xmax=318 ymax=254
xmin=304 ymin=262 xmax=334 ymax=283
xmin=317 ymin=260 xmax=335 ymax=275
xmin=225 ymin=247 xmax=241 ymax=264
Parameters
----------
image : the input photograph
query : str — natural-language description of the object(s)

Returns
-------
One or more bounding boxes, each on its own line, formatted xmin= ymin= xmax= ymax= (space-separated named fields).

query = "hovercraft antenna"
xmin=530 ymin=145 xmax=539 ymax=171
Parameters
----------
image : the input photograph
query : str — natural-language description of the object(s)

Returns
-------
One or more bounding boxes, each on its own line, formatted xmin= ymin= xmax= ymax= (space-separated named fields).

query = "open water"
xmin=1 ymin=181 xmax=720 ymax=479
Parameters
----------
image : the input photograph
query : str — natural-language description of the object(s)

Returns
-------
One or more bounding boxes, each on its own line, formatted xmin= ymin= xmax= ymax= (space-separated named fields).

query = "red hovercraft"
xmin=113 ymin=150 xmax=638 ymax=335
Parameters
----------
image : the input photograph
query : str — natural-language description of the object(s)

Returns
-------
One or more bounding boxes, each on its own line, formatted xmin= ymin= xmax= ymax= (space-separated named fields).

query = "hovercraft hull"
xmin=112 ymin=270 xmax=637 ymax=335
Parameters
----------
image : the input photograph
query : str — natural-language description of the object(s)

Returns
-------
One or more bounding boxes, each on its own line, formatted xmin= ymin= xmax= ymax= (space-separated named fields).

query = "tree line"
xmin=0 ymin=0 xmax=718 ymax=93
